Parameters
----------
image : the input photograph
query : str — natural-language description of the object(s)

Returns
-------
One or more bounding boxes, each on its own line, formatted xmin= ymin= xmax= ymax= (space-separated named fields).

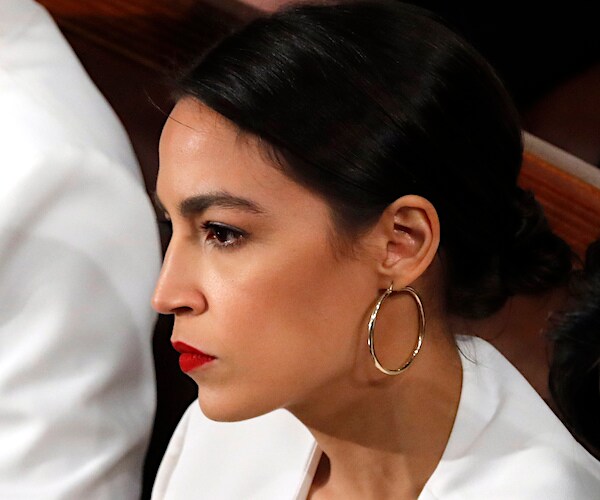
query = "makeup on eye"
xmin=200 ymin=221 xmax=248 ymax=249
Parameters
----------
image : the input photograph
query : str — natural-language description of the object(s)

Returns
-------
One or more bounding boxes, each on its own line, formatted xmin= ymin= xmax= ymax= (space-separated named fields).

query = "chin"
xmin=197 ymin=389 xmax=277 ymax=423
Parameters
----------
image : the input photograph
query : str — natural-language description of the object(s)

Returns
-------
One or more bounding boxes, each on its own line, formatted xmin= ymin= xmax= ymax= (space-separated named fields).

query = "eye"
xmin=201 ymin=222 xmax=247 ymax=249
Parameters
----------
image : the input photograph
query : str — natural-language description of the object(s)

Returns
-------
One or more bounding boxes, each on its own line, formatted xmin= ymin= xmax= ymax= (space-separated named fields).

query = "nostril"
xmin=172 ymin=306 xmax=195 ymax=315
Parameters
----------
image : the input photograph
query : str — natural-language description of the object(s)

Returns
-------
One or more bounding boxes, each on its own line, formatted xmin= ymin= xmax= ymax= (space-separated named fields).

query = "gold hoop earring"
xmin=367 ymin=282 xmax=425 ymax=376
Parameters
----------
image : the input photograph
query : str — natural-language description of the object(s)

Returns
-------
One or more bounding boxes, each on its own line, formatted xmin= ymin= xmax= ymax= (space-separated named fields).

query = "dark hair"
xmin=549 ymin=240 xmax=600 ymax=457
xmin=175 ymin=0 xmax=571 ymax=319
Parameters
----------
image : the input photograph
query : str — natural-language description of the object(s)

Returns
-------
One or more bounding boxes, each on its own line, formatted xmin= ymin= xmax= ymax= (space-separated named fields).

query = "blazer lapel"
xmin=165 ymin=404 xmax=317 ymax=499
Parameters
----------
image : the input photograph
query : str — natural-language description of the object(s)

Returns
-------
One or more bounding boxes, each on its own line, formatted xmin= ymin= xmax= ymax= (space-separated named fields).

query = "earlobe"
xmin=376 ymin=195 xmax=440 ymax=287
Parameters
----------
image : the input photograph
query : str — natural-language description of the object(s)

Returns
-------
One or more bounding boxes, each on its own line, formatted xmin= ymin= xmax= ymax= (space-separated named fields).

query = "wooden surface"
xmin=39 ymin=0 xmax=256 ymax=72
xmin=519 ymin=151 xmax=600 ymax=258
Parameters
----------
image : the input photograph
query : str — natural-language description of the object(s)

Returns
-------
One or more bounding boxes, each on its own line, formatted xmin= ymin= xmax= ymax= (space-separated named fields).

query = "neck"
xmin=292 ymin=321 xmax=462 ymax=499
xmin=452 ymin=287 xmax=567 ymax=405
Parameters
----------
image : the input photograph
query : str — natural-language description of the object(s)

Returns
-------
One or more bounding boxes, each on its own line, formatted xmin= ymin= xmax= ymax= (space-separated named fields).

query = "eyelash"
xmin=200 ymin=221 xmax=247 ymax=249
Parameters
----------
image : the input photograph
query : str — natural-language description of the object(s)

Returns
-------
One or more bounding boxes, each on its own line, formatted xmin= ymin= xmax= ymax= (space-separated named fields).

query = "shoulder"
xmin=424 ymin=444 xmax=600 ymax=499
xmin=424 ymin=337 xmax=600 ymax=499
xmin=464 ymin=445 xmax=599 ymax=499
xmin=458 ymin=336 xmax=600 ymax=463
xmin=511 ymin=446 xmax=600 ymax=498
xmin=0 ymin=0 xmax=140 ymax=177
xmin=0 ymin=142 xmax=155 ymax=248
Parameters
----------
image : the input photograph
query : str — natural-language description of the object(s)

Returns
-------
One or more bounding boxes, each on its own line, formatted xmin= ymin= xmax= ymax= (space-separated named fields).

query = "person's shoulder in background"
xmin=0 ymin=1 xmax=161 ymax=498
xmin=0 ymin=0 xmax=142 ymax=179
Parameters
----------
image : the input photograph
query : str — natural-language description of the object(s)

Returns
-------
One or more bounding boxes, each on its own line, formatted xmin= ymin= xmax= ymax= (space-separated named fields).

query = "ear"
xmin=370 ymin=195 xmax=440 ymax=288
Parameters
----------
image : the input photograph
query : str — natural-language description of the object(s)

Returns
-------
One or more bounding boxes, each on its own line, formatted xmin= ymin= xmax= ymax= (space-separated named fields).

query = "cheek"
xmin=190 ymin=228 xmax=379 ymax=421
xmin=214 ymin=241 xmax=373 ymax=373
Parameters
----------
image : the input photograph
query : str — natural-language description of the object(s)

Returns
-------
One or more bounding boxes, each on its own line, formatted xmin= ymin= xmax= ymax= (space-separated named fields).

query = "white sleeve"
xmin=0 ymin=145 xmax=161 ymax=499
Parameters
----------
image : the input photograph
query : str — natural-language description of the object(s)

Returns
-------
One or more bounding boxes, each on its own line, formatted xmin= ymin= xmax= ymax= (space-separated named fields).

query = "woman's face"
xmin=153 ymin=98 xmax=381 ymax=422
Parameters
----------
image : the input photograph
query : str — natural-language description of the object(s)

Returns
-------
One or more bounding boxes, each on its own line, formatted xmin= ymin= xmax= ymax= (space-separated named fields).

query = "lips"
xmin=172 ymin=341 xmax=216 ymax=373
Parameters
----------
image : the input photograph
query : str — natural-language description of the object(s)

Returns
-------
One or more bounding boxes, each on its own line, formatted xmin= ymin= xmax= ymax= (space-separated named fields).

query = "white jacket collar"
xmin=154 ymin=406 xmax=317 ymax=499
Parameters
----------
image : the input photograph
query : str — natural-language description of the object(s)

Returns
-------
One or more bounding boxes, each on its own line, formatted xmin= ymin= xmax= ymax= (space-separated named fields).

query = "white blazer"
xmin=153 ymin=337 xmax=600 ymax=499
xmin=0 ymin=1 xmax=161 ymax=498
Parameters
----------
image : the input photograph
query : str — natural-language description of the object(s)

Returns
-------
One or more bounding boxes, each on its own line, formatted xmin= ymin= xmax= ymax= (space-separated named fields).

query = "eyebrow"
xmin=153 ymin=191 xmax=265 ymax=218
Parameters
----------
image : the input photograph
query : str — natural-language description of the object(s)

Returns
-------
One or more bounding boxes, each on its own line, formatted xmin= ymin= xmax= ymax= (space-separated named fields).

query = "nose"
xmin=152 ymin=241 xmax=207 ymax=316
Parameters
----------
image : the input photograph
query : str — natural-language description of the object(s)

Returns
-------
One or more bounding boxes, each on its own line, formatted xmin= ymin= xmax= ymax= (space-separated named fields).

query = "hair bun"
xmin=444 ymin=189 xmax=572 ymax=320
xmin=502 ymin=188 xmax=572 ymax=294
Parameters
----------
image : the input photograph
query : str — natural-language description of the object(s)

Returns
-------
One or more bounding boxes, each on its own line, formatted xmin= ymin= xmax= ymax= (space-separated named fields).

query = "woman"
xmin=150 ymin=1 xmax=600 ymax=498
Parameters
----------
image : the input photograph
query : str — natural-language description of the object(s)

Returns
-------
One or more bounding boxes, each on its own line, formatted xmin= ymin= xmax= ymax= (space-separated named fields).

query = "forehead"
xmin=157 ymin=98 xmax=329 ymax=219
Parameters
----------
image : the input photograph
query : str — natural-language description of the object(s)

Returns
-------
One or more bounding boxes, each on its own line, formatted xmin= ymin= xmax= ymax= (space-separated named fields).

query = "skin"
xmin=153 ymin=98 xmax=463 ymax=499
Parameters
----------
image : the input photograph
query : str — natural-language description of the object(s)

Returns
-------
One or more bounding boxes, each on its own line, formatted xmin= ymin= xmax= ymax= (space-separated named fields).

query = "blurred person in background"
xmin=0 ymin=0 xmax=161 ymax=497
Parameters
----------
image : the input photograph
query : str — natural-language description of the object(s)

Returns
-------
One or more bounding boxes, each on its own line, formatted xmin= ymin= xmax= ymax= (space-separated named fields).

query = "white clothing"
xmin=152 ymin=337 xmax=600 ymax=499
xmin=0 ymin=1 xmax=161 ymax=498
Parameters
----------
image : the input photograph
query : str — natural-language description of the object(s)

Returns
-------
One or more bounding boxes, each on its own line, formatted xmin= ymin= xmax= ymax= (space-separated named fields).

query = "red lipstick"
xmin=172 ymin=341 xmax=216 ymax=373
